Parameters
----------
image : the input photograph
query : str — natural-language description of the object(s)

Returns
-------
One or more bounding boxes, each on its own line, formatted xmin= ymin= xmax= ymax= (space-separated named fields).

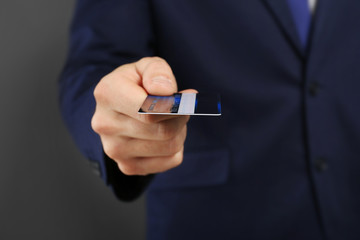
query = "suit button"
xmin=315 ymin=158 xmax=328 ymax=172
xmin=309 ymin=82 xmax=319 ymax=96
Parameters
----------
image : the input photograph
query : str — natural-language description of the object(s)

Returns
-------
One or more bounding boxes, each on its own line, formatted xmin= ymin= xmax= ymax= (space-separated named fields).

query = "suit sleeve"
xmin=58 ymin=0 xmax=156 ymax=201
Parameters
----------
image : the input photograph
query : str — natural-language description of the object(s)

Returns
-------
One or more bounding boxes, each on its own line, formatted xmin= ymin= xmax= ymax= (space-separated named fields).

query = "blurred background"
xmin=0 ymin=1 xmax=145 ymax=239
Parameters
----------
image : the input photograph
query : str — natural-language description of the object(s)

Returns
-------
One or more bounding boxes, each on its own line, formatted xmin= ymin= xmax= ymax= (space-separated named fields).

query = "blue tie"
xmin=287 ymin=0 xmax=311 ymax=49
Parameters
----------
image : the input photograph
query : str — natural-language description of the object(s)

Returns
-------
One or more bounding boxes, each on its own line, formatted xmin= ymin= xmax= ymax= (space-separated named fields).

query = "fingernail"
xmin=151 ymin=76 xmax=173 ymax=88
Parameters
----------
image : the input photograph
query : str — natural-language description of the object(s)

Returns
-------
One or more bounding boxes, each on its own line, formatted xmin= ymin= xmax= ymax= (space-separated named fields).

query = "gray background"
xmin=0 ymin=1 xmax=145 ymax=239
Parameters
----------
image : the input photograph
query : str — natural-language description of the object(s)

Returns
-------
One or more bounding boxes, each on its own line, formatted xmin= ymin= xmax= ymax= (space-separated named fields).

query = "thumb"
xmin=179 ymin=89 xmax=198 ymax=94
xmin=136 ymin=57 xmax=178 ymax=96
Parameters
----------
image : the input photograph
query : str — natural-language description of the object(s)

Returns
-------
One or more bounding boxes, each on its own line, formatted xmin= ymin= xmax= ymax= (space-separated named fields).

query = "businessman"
xmin=60 ymin=0 xmax=360 ymax=239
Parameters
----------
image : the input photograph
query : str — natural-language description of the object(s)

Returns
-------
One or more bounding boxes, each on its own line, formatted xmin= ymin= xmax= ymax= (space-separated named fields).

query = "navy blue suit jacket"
xmin=59 ymin=0 xmax=360 ymax=239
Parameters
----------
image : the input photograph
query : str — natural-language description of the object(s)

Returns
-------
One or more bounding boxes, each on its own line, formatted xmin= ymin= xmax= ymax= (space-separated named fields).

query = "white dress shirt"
xmin=308 ymin=0 xmax=317 ymax=13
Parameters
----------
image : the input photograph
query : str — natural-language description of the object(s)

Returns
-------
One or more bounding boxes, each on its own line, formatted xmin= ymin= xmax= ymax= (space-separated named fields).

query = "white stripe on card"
xmin=178 ymin=93 xmax=196 ymax=114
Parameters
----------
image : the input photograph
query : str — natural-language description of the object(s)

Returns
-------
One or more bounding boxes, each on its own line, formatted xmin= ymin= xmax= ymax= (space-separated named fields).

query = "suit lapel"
xmin=306 ymin=0 xmax=355 ymax=75
xmin=307 ymin=0 xmax=349 ymax=58
xmin=261 ymin=0 xmax=304 ymax=57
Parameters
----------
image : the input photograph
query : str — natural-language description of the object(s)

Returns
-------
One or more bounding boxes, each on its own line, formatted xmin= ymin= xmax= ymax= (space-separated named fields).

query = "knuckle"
xmin=142 ymin=57 xmax=172 ymax=78
xmin=91 ymin=113 xmax=103 ymax=133
xmin=151 ymin=56 xmax=166 ymax=62
xmin=142 ymin=56 xmax=165 ymax=64
xmin=91 ymin=113 xmax=113 ymax=135
xmin=93 ymin=79 xmax=107 ymax=102
xmin=148 ymin=60 xmax=170 ymax=74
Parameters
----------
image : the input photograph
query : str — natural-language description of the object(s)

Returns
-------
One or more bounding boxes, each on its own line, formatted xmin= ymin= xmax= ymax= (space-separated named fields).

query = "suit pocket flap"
xmin=148 ymin=148 xmax=229 ymax=190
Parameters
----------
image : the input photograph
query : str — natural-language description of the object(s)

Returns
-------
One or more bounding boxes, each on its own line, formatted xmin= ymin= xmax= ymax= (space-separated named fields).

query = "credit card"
xmin=138 ymin=93 xmax=221 ymax=116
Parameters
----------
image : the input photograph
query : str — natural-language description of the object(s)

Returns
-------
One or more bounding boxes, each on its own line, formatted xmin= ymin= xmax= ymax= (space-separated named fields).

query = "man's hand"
xmin=91 ymin=57 xmax=196 ymax=175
